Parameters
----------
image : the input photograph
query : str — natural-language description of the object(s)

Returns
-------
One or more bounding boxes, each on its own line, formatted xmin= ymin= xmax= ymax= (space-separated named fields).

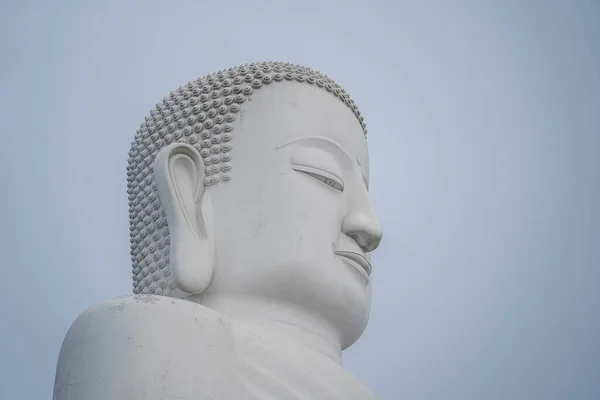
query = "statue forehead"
xmin=238 ymin=82 xmax=370 ymax=176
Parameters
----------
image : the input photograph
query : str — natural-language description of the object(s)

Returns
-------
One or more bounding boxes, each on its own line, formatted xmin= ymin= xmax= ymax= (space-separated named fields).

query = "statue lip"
xmin=334 ymin=250 xmax=372 ymax=277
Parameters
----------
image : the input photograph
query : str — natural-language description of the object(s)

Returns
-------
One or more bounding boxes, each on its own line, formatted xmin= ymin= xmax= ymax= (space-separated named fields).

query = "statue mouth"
xmin=334 ymin=250 xmax=372 ymax=278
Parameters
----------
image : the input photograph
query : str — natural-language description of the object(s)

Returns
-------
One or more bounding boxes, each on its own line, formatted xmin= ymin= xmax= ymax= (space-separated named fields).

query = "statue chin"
xmin=195 ymin=257 xmax=372 ymax=350
xmin=53 ymin=62 xmax=383 ymax=400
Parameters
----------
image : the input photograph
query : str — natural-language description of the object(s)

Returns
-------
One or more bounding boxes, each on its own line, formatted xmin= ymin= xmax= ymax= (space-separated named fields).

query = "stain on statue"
xmin=53 ymin=61 xmax=383 ymax=399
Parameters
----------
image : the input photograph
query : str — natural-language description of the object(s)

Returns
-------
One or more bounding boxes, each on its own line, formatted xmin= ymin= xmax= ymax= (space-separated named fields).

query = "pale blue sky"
xmin=1 ymin=1 xmax=599 ymax=399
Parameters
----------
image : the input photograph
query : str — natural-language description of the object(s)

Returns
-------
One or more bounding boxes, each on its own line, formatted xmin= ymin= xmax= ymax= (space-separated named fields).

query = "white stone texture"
xmin=54 ymin=61 xmax=383 ymax=400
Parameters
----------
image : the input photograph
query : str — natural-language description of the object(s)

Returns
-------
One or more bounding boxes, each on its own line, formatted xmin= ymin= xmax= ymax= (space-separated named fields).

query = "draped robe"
xmin=53 ymin=295 xmax=377 ymax=400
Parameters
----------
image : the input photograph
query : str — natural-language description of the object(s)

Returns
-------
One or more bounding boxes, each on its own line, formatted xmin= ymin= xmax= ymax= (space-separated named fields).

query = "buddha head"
xmin=127 ymin=62 xmax=382 ymax=347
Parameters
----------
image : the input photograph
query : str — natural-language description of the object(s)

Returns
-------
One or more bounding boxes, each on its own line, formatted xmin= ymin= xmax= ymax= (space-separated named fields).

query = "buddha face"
xmin=203 ymin=81 xmax=383 ymax=347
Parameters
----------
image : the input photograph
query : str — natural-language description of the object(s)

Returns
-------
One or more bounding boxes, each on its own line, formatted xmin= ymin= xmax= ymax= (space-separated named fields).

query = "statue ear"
xmin=153 ymin=143 xmax=214 ymax=294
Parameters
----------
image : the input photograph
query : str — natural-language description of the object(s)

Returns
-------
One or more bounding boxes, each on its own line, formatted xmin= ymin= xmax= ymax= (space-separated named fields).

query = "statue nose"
xmin=342 ymin=208 xmax=383 ymax=253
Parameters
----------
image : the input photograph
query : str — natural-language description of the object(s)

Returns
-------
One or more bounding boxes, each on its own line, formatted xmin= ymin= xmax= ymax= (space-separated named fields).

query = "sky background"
xmin=1 ymin=1 xmax=599 ymax=399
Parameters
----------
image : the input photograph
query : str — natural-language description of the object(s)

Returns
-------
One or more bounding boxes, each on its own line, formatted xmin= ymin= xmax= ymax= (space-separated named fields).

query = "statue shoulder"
xmin=54 ymin=295 xmax=237 ymax=400
xmin=65 ymin=295 xmax=235 ymax=346
xmin=69 ymin=294 xmax=227 ymax=327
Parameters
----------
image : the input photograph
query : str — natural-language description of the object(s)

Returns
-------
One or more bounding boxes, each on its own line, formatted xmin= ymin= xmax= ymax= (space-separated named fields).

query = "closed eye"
xmin=291 ymin=163 xmax=344 ymax=192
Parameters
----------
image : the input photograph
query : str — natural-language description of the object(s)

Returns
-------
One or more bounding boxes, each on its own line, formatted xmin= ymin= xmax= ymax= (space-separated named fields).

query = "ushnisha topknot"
xmin=127 ymin=61 xmax=367 ymax=295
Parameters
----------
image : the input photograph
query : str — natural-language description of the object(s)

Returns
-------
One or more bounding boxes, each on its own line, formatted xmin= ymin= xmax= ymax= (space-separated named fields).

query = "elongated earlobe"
xmin=153 ymin=143 xmax=214 ymax=294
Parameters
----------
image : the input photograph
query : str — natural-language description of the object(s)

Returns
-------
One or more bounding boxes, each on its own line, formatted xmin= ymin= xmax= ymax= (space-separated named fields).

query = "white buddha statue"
xmin=53 ymin=62 xmax=383 ymax=399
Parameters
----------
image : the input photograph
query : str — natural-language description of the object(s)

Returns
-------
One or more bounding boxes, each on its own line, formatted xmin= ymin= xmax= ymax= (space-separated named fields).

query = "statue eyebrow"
xmin=276 ymin=136 xmax=353 ymax=161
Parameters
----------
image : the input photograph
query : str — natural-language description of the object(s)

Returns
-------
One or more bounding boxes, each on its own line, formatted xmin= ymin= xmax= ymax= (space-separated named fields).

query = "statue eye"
xmin=291 ymin=164 xmax=344 ymax=192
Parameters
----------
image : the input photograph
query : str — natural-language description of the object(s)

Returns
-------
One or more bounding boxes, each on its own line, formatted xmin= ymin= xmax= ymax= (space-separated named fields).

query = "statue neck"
xmin=188 ymin=292 xmax=343 ymax=365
